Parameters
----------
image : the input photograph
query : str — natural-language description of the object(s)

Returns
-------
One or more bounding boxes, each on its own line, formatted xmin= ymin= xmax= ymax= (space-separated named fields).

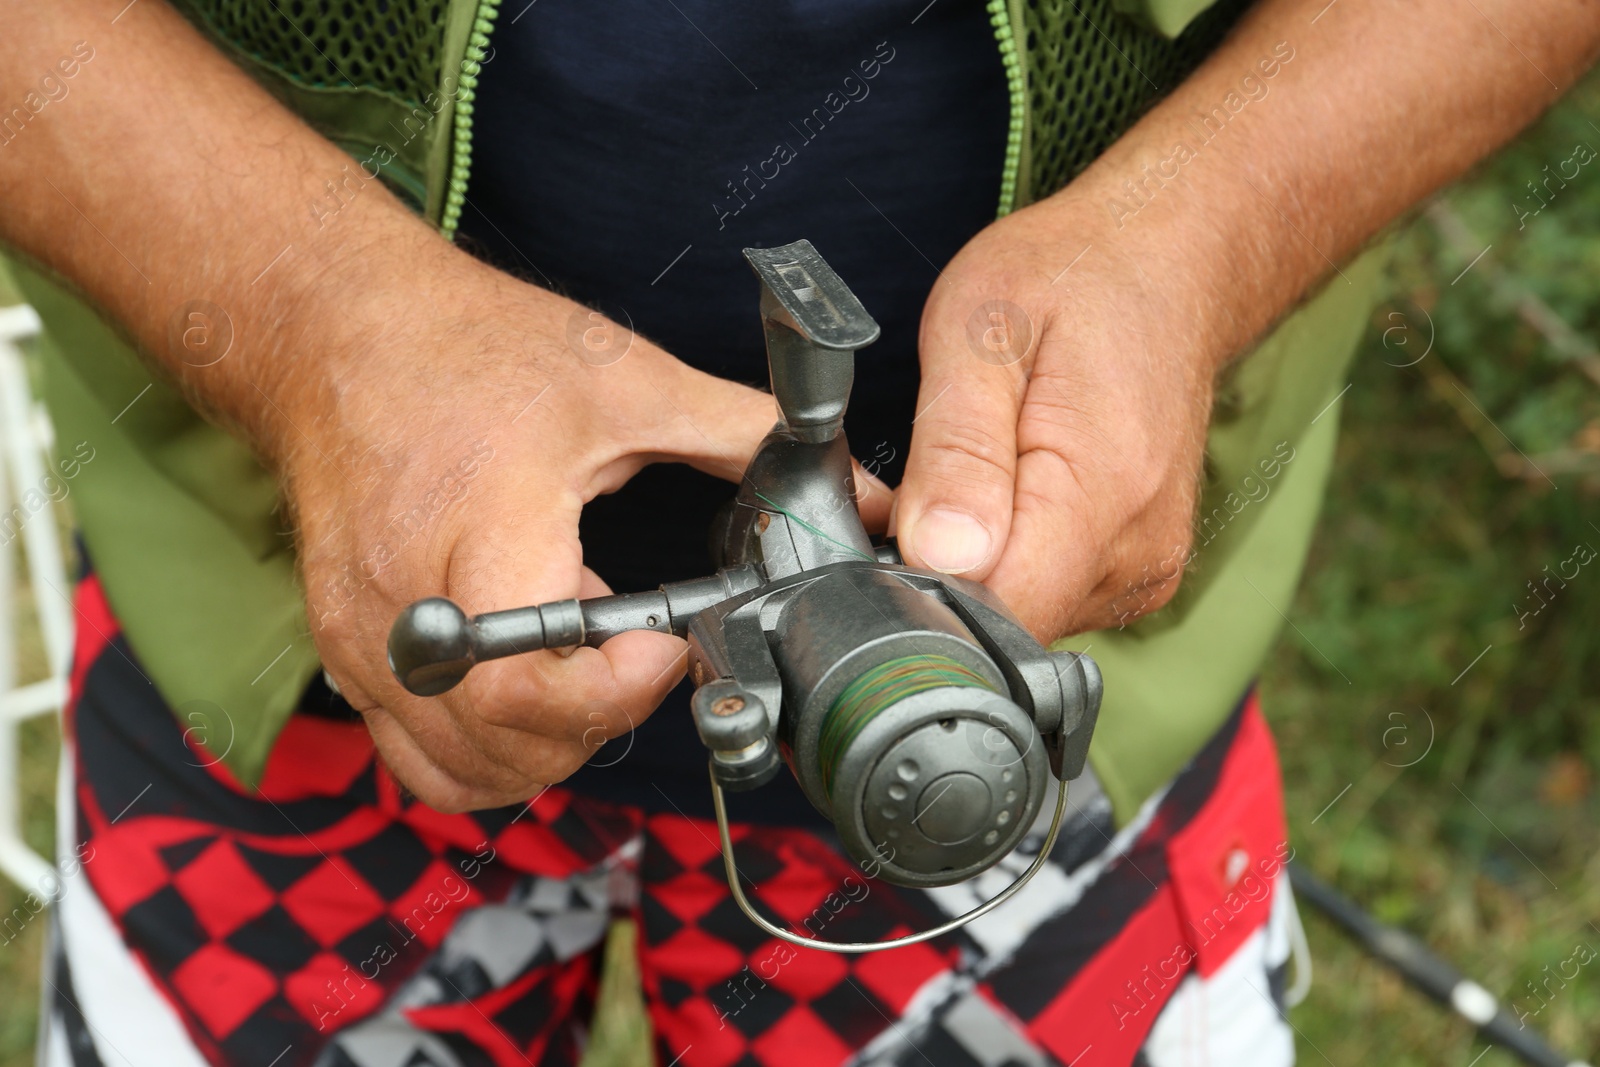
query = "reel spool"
xmin=387 ymin=240 xmax=1103 ymax=950
xmin=770 ymin=568 xmax=1049 ymax=889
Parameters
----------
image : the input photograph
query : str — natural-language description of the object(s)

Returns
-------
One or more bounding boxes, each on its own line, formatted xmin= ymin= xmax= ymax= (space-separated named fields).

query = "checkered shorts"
xmin=42 ymin=575 xmax=1301 ymax=1067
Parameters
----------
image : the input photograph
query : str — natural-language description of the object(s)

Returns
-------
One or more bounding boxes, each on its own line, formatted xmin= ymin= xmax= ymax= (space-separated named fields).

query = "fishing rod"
xmin=1289 ymin=862 xmax=1592 ymax=1067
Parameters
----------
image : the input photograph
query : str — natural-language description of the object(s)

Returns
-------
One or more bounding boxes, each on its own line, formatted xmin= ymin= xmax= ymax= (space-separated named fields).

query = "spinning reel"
xmin=388 ymin=241 xmax=1103 ymax=951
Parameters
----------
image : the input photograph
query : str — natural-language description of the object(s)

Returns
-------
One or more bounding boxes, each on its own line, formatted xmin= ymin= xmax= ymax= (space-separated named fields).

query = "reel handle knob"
xmin=387 ymin=596 xmax=586 ymax=696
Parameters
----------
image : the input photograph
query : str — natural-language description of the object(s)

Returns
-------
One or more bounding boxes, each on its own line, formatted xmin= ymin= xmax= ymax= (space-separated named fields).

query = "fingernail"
xmin=910 ymin=507 xmax=993 ymax=574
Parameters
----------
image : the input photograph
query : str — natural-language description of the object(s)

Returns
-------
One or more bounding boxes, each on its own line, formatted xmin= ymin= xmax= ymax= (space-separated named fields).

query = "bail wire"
xmin=708 ymin=764 xmax=1070 ymax=954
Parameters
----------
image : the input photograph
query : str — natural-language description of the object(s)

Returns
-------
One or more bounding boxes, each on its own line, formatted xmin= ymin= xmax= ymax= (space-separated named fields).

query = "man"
xmin=1 ymin=0 xmax=1595 ymax=1064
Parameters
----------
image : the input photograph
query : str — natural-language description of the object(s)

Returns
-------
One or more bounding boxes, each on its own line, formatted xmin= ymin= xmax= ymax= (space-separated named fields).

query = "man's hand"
xmin=281 ymin=253 xmax=783 ymax=810
xmin=284 ymin=255 xmax=902 ymax=810
xmin=896 ymin=198 xmax=1214 ymax=638
xmin=896 ymin=0 xmax=1600 ymax=642
xmin=0 ymin=0 xmax=896 ymax=811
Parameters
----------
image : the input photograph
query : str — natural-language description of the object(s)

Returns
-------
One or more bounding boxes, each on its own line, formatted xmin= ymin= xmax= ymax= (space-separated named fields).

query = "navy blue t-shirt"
xmin=457 ymin=1 xmax=1007 ymax=822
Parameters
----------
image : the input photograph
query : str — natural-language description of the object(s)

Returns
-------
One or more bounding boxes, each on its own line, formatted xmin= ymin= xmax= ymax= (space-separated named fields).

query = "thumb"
xmin=896 ymin=314 xmax=1028 ymax=579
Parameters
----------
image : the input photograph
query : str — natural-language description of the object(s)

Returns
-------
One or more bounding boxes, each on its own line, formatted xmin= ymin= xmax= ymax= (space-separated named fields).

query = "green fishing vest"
xmin=7 ymin=0 xmax=1385 ymax=822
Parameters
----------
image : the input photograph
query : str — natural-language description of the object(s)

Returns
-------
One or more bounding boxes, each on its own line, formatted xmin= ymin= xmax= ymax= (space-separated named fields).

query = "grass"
xmin=1259 ymin=66 xmax=1600 ymax=1064
xmin=2 ymin=69 xmax=1598 ymax=1067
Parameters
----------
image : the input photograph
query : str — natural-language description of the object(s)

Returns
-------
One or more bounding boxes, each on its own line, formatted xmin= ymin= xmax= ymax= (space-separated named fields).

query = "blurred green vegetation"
xmin=1 ymin=66 xmax=1597 ymax=1067
xmin=1264 ymin=67 xmax=1600 ymax=1064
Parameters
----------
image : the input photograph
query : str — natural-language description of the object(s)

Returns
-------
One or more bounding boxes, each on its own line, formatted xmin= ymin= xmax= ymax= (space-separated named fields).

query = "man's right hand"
xmin=284 ymin=254 xmax=784 ymax=811
xmin=0 ymin=0 xmax=901 ymax=811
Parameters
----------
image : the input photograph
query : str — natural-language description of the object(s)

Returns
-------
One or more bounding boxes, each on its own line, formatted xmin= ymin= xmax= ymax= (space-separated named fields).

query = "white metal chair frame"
xmin=0 ymin=303 xmax=74 ymax=892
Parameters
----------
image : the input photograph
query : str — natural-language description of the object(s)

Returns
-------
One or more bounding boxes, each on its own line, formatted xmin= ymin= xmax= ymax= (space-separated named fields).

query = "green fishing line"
xmin=817 ymin=654 xmax=995 ymax=800
xmin=752 ymin=491 xmax=875 ymax=562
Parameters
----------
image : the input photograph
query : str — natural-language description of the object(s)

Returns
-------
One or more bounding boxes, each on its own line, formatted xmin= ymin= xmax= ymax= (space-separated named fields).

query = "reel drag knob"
xmin=828 ymin=680 xmax=1047 ymax=888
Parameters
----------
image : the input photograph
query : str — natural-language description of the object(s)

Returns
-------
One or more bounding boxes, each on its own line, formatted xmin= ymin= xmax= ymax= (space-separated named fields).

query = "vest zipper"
xmin=987 ymin=0 xmax=1026 ymax=216
xmin=441 ymin=0 xmax=504 ymax=239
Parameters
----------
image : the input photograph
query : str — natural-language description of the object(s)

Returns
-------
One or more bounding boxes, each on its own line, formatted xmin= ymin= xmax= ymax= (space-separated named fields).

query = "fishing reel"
xmin=388 ymin=240 xmax=1102 ymax=951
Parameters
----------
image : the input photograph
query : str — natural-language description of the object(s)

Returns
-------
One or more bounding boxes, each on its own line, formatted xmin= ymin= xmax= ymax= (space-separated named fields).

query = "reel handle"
xmin=388 ymin=569 xmax=758 ymax=696
xmin=388 ymin=596 xmax=600 ymax=697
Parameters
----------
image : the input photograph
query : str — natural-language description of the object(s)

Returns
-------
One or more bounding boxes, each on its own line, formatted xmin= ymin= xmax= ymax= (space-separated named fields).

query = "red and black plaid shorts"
xmin=42 ymin=575 xmax=1299 ymax=1067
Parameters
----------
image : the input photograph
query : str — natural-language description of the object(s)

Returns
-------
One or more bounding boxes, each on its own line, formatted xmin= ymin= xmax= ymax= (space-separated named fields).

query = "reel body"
xmin=688 ymin=558 xmax=1098 ymax=888
xmin=388 ymin=240 xmax=1103 ymax=940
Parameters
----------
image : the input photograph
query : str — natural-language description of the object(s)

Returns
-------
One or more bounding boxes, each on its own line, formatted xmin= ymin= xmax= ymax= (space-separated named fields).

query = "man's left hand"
xmin=895 ymin=194 xmax=1219 ymax=640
